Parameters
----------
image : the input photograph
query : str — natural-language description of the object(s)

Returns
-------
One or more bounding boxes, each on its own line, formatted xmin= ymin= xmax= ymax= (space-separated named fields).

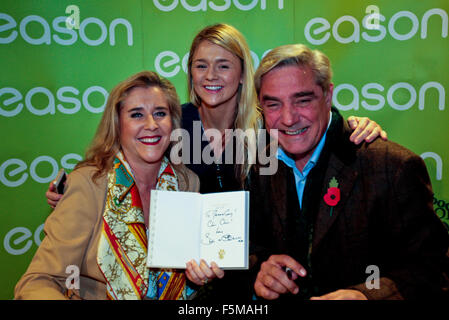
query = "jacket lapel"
xmin=311 ymin=108 xmax=360 ymax=252
xmin=270 ymin=161 xmax=290 ymax=238
xmin=312 ymin=154 xmax=358 ymax=251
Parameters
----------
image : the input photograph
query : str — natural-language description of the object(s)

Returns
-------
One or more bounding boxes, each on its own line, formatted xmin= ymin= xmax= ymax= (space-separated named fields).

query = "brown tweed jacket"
xmin=250 ymin=108 xmax=449 ymax=300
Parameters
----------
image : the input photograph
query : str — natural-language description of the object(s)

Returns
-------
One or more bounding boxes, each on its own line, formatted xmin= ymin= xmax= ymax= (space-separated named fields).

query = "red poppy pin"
xmin=323 ymin=177 xmax=340 ymax=216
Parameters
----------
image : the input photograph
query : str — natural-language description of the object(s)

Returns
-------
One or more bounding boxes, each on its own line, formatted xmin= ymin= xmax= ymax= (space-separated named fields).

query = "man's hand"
xmin=254 ymin=254 xmax=307 ymax=300
xmin=310 ymin=289 xmax=368 ymax=300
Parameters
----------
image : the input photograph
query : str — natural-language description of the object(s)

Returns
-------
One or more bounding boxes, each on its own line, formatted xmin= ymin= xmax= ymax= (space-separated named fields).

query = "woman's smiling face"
xmin=119 ymin=86 xmax=172 ymax=167
xmin=191 ymin=40 xmax=243 ymax=110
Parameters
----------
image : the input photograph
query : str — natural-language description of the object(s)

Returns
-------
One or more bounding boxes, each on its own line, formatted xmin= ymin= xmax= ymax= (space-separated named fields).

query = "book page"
xmin=199 ymin=191 xmax=249 ymax=269
xmin=147 ymin=190 xmax=201 ymax=269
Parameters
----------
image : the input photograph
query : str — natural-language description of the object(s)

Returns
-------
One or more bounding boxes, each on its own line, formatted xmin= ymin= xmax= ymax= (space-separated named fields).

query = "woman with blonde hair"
xmin=182 ymin=23 xmax=261 ymax=192
xmin=15 ymin=71 xmax=223 ymax=300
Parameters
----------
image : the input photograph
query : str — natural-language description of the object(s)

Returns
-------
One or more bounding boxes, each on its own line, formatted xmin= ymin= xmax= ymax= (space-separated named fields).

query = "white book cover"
xmin=147 ymin=190 xmax=249 ymax=270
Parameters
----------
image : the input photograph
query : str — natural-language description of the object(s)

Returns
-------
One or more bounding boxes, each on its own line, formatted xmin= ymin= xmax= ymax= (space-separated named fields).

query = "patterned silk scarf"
xmin=97 ymin=151 xmax=191 ymax=300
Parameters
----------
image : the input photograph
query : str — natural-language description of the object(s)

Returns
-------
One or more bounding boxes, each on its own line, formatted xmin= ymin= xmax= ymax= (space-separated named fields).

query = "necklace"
xmin=200 ymin=120 xmax=224 ymax=189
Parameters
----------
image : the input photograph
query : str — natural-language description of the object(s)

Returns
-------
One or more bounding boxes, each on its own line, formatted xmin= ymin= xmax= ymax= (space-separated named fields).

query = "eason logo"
xmin=0 ymin=86 xmax=109 ymax=117
xmin=305 ymin=8 xmax=447 ymax=45
xmin=153 ymin=0 xmax=284 ymax=12
xmin=154 ymin=49 xmax=272 ymax=78
xmin=421 ymin=152 xmax=443 ymax=181
xmin=0 ymin=153 xmax=82 ymax=187
xmin=333 ymin=82 xmax=445 ymax=111
xmin=3 ymin=224 xmax=44 ymax=255
xmin=434 ymin=197 xmax=449 ymax=230
xmin=0 ymin=13 xmax=133 ymax=46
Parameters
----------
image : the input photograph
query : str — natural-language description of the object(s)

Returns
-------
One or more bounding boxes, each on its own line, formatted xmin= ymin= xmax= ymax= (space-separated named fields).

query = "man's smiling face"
xmin=259 ymin=64 xmax=333 ymax=170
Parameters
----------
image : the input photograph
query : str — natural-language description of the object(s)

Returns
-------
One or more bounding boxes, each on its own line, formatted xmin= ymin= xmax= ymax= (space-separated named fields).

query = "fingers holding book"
xmin=185 ymin=259 xmax=225 ymax=286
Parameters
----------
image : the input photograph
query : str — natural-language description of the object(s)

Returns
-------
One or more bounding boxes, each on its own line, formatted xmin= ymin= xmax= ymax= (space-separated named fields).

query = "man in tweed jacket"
xmin=251 ymin=44 xmax=449 ymax=300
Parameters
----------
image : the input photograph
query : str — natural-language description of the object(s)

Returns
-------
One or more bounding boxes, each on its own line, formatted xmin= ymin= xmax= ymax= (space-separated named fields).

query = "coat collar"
xmin=311 ymin=108 xmax=359 ymax=251
xmin=312 ymin=150 xmax=359 ymax=251
xmin=270 ymin=161 xmax=290 ymax=235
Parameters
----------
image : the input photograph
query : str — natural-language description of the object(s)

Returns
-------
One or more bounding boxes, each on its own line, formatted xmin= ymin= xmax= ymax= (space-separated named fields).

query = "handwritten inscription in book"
xmin=147 ymin=190 xmax=249 ymax=269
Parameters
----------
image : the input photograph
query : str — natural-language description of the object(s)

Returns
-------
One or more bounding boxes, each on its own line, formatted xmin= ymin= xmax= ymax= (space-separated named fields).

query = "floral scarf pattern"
xmin=97 ymin=151 xmax=191 ymax=300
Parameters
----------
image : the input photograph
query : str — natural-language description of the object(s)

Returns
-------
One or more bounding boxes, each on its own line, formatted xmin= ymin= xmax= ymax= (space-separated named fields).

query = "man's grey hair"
xmin=254 ymin=44 xmax=333 ymax=97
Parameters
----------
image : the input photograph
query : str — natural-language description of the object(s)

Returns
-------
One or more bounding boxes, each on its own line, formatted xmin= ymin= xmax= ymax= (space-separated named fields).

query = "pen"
xmin=283 ymin=267 xmax=294 ymax=280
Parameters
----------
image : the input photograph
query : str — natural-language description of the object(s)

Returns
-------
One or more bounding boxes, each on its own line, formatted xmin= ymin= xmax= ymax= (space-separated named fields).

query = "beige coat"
xmin=14 ymin=165 xmax=199 ymax=300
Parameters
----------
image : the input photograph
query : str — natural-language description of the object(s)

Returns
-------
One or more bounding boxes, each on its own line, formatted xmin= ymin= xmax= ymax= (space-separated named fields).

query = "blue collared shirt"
xmin=276 ymin=111 xmax=332 ymax=209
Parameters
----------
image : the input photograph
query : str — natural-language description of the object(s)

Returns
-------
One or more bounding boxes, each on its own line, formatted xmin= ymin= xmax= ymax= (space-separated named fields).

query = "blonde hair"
xmin=187 ymin=23 xmax=262 ymax=184
xmin=76 ymin=71 xmax=187 ymax=182
xmin=254 ymin=44 xmax=333 ymax=97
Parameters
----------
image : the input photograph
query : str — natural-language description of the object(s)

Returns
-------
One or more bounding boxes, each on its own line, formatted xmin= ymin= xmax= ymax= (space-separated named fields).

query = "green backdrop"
xmin=0 ymin=0 xmax=448 ymax=299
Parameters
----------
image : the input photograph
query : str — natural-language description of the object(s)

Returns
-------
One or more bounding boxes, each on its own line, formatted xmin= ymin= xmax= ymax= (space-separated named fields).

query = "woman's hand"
xmin=185 ymin=259 xmax=224 ymax=286
xmin=45 ymin=182 xmax=63 ymax=209
xmin=347 ymin=116 xmax=388 ymax=144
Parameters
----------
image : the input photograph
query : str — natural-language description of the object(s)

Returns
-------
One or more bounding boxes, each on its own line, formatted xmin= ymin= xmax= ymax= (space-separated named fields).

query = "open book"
xmin=147 ymin=190 xmax=249 ymax=270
